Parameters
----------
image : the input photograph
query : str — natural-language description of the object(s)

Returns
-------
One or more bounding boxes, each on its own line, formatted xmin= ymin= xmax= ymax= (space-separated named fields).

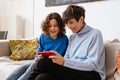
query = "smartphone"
xmin=38 ymin=52 xmax=55 ymax=58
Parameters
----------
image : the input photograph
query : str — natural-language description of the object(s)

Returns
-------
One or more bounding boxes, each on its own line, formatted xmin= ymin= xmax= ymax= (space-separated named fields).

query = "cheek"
xmin=66 ymin=24 xmax=72 ymax=29
xmin=48 ymin=27 xmax=51 ymax=31
xmin=56 ymin=27 xmax=60 ymax=32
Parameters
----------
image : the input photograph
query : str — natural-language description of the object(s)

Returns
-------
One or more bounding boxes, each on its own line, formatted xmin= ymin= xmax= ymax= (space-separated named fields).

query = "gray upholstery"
xmin=105 ymin=40 xmax=120 ymax=80
xmin=0 ymin=31 xmax=8 ymax=39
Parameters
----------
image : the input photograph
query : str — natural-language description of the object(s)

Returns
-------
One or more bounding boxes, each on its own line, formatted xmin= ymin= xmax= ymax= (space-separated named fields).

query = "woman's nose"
xmin=50 ymin=26 xmax=54 ymax=29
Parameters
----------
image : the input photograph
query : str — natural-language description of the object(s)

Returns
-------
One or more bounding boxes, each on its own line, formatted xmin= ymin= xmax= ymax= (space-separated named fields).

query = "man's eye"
xmin=70 ymin=22 xmax=73 ymax=24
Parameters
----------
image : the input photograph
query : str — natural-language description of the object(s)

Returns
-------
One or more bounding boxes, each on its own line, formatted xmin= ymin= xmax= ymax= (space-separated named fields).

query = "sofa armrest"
xmin=105 ymin=42 xmax=120 ymax=80
xmin=0 ymin=40 xmax=10 ymax=56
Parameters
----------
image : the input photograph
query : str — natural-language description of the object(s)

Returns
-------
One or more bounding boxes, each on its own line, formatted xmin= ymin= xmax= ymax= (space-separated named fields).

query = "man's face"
xmin=66 ymin=17 xmax=84 ymax=33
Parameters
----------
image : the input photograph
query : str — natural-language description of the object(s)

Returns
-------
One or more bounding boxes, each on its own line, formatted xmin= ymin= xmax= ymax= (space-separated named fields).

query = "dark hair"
xmin=41 ymin=12 xmax=66 ymax=38
xmin=62 ymin=5 xmax=85 ymax=24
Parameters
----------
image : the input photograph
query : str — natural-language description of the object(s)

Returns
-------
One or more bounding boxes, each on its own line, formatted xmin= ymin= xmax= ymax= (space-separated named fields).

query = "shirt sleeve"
xmin=34 ymin=34 xmax=44 ymax=59
xmin=37 ymin=34 xmax=44 ymax=52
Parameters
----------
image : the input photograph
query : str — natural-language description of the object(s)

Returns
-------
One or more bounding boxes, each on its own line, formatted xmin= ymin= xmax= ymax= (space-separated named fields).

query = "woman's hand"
xmin=35 ymin=54 xmax=43 ymax=62
xmin=49 ymin=50 xmax=64 ymax=65
xmin=38 ymin=54 xmax=43 ymax=59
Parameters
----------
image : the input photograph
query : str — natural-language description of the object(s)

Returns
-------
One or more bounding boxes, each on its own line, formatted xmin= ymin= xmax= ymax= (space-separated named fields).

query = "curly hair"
xmin=41 ymin=12 xmax=66 ymax=38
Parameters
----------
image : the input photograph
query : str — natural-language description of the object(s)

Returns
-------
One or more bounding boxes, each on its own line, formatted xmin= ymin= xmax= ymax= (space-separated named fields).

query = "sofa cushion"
xmin=9 ymin=38 xmax=39 ymax=61
xmin=0 ymin=56 xmax=34 ymax=80
xmin=114 ymin=69 xmax=120 ymax=80
xmin=0 ymin=40 xmax=10 ymax=56
xmin=105 ymin=41 xmax=120 ymax=80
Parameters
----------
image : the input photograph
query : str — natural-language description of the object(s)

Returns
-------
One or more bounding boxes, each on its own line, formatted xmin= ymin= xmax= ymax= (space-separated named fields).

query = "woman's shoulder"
xmin=40 ymin=33 xmax=48 ymax=38
xmin=39 ymin=33 xmax=47 ymax=40
xmin=61 ymin=35 xmax=68 ymax=40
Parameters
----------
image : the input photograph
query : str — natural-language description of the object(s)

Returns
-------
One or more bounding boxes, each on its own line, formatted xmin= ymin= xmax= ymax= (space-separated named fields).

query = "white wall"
xmin=1 ymin=0 xmax=120 ymax=40
xmin=0 ymin=0 xmax=34 ymax=39
xmin=0 ymin=0 xmax=7 ymax=31
xmin=34 ymin=0 xmax=120 ymax=41
xmin=0 ymin=0 xmax=6 ymax=15
xmin=14 ymin=0 xmax=34 ymax=38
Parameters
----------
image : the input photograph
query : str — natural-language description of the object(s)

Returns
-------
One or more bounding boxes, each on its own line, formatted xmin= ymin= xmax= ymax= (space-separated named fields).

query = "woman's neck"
xmin=50 ymin=35 xmax=57 ymax=40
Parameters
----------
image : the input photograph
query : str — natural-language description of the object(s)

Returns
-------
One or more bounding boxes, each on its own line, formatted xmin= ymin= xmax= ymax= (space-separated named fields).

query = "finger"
xmin=38 ymin=54 xmax=43 ymax=58
xmin=39 ymin=54 xmax=42 ymax=57
xmin=50 ymin=50 xmax=60 ymax=56
xmin=49 ymin=55 xmax=57 ymax=59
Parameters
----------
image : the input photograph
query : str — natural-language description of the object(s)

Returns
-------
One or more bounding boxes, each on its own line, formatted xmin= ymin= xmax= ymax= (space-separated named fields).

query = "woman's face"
xmin=48 ymin=19 xmax=60 ymax=39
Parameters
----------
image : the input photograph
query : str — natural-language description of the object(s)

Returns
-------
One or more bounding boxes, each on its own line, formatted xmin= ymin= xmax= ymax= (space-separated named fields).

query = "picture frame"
xmin=45 ymin=0 xmax=104 ymax=7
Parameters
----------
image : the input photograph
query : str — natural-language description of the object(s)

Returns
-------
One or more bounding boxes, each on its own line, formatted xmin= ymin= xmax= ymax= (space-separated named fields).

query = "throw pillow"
xmin=9 ymin=38 xmax=39 ymax=61
xmin=116 ymin=51 xmax=120 ymax=69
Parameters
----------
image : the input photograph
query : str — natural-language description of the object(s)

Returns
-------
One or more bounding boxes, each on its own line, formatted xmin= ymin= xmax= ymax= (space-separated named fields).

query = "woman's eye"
xmin=54 ymin=25 xmax=58 ymax=27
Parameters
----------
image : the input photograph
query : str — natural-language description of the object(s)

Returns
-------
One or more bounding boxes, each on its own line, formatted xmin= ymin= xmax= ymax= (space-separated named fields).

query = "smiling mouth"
xmin=71 ymin=28 xmax=75 ymax=31
xmin=50 ymin=31 xmax=56 ymax=33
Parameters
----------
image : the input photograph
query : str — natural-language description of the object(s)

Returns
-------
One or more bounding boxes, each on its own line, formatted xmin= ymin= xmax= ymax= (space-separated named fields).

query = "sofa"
xmin=0 ymin=38 xmax=36 ymax=80
xmin=0 ymin=38 xmax=120 ymax=80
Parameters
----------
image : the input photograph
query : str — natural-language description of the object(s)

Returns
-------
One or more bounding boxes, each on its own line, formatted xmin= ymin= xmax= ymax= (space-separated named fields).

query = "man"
xmin=28 ymin=4 xmax=106 ymax=80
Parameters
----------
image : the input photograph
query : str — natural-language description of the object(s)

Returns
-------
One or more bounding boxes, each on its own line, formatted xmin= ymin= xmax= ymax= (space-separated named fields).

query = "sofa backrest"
xmin=105 ymin=42 xmax=120 ymax=80
xmin=0 ymin=40 xmax=10 ymax=56
xmin=0 ymin=37 xmax=39 ymax=57
xmin=0 ymin=38 xmax=119 ymax=80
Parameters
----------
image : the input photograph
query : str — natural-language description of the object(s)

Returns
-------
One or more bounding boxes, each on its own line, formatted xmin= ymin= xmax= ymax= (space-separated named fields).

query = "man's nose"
xmin=67 ymin=25 xmax=72 ymax=29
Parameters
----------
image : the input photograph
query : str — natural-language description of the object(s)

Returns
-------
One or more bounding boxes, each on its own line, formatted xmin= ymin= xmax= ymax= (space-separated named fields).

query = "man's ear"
xmin=79 ymin=16 xmax=84 ymax=22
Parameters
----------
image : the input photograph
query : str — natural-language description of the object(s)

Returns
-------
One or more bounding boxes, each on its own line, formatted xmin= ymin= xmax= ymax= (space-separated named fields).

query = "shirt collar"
xmin=77 ymin=24 xmax=91 ymax=35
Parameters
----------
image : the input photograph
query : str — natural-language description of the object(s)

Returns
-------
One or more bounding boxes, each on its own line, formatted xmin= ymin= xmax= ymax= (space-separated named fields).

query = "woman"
xmin=5 ymin=12 xmax=68 ymax=80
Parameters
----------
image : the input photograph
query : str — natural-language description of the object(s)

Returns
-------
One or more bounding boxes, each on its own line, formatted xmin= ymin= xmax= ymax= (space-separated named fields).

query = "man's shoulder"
xmin=88 ymin=25 xmax=102 ymax=35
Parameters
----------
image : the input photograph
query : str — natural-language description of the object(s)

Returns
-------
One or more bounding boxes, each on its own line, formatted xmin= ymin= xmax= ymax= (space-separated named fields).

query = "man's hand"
xmin=49 ymin=50 xmax=64 ymax=65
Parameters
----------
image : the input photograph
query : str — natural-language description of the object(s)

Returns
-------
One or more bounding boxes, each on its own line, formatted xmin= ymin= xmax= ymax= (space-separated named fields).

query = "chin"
xmin=72 ymin=31 xmax=76 ymax=33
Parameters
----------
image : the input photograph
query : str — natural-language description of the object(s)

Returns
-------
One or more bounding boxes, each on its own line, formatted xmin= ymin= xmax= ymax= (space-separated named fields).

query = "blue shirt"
xmin=37 ymin=34 xmax=68 ymax=56
xmin=64 ymin=24 xmax=106 ymax=80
